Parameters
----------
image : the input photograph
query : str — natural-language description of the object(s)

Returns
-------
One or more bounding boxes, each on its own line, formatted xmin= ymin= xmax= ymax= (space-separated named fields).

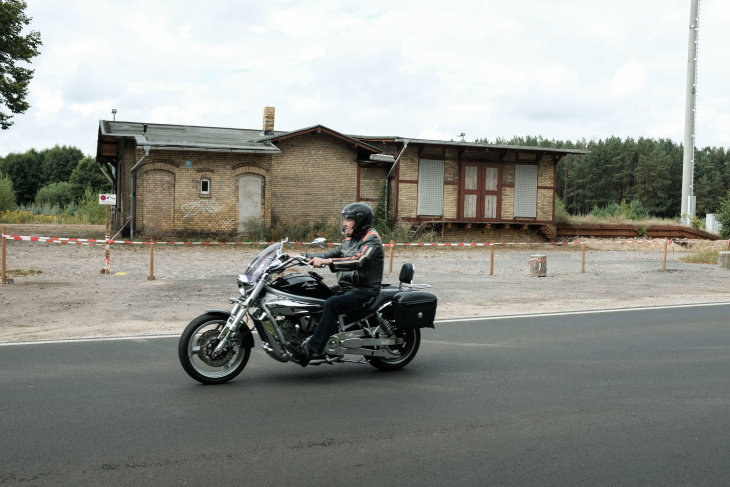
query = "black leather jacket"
xmin=309 ymin=229 xmax=384 ymax=296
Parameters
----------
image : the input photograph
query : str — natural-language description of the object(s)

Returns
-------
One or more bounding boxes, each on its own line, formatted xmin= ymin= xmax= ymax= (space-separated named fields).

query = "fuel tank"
xmin=268 ymin=272 xmax=334 ymax=300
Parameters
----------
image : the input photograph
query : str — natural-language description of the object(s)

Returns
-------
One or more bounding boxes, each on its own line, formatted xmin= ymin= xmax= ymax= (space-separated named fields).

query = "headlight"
xmin=237 ymin=275 xmax=252 ymax=294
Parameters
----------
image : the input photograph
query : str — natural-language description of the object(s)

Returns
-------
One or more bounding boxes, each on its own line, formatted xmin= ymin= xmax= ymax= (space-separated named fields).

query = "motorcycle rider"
xmin=289 ymin=202 xmax=384 ymax=366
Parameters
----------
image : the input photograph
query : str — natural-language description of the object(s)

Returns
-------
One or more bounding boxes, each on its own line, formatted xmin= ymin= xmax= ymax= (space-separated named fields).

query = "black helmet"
xmin=341 ymin=202 xmax=373 ymax=236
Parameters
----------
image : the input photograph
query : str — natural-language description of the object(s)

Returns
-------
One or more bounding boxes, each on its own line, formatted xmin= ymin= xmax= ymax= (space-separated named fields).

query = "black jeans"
xmin=307 ymin=287 xmax=374 ymax=353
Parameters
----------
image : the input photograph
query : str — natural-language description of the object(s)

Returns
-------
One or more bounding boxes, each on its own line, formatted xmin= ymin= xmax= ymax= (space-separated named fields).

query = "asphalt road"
xmin=1 ymin=303 xmax=729 ymax=486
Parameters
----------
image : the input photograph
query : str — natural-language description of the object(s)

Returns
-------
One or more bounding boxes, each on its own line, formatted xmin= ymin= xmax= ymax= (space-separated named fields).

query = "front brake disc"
xmin=197 ymin=329 xmax=235 ymax=367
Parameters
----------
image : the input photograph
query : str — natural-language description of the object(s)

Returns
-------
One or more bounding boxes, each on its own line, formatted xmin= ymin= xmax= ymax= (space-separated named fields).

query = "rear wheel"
xmin=367 ymin=327 xmax=421 ymax=371
xmin=178 ymin=313 xmax=251 ymax=384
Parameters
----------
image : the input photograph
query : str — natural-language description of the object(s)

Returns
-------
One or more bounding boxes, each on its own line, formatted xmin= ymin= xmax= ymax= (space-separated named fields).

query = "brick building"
xmin=95 ymin=108 xmax=587 ymax=241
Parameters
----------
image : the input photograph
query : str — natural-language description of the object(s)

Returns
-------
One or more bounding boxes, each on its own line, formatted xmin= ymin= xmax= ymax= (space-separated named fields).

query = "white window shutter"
xmin=417 ymin=159 xmax=444 ymax=216
xmin=514 ymin=164 xmax=537 ymax=218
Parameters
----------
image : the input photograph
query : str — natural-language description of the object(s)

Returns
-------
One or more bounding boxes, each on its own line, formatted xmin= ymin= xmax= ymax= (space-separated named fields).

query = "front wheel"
xmin=178 ymin=313 xmax=252 ymax=384
xmin=368 ymin=327 xmax=421 ymax=371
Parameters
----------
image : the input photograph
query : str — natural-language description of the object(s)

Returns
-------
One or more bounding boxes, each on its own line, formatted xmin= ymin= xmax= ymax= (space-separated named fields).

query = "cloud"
xmin=610 ymin=62 xmax=648 ymax=96
xmin=0 ymin=0 xmax=728 ymax=157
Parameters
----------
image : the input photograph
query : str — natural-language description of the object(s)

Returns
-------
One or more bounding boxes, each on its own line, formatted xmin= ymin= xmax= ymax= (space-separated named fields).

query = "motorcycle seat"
xmin=338 ymin=264 xmax=415 ymax=326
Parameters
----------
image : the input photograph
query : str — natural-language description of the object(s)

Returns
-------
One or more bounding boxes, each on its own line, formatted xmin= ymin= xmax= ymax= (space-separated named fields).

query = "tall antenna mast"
xmin=681 ymin=0 xmax=700 ymax=224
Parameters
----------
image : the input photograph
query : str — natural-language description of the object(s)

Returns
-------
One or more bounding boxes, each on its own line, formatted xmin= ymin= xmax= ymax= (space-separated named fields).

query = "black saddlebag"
xmin=391 ymin=291 xmax=437 ymax=328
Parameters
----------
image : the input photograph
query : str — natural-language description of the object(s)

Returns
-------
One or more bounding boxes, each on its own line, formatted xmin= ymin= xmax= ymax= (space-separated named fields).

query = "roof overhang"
xmin=96 ymin=121 xmax=281 ymax=163
xmin=354 ymin=136 xmax=589 ymax=164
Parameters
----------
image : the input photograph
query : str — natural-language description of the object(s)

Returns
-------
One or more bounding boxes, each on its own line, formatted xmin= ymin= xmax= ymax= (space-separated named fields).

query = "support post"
xmin=581 ymin=244 xmax=586 ymax=274
xmin=663 ymin=240 xmax=668 ymax=272
xmin=148 ymin=242 xmax=155 ymax=281
xmin=490 ymin=242 xmax=494 ymax=276
xmin=1 ymin=226 xmax=7 ymax=285
xmin=389 ymin=241 xmax=395 ymax=273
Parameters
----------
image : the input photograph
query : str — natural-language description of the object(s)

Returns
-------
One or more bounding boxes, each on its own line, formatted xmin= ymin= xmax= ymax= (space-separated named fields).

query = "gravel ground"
xmin=1 ymin=235 xmax=730 ymax=343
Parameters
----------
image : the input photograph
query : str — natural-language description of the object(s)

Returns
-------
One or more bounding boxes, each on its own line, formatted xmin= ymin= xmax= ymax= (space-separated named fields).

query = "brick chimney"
xmin=263 ymin=106 xmax=275 ymax=135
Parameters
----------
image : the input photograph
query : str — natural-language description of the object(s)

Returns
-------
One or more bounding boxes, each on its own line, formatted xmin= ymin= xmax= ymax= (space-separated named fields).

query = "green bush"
xmin=373 ymin=181 xmax=396 ymax=232
xmin=589 ymin=200 xmax=648 ymax=220
xmin=715 ymin=189 xmax=730 ymax=239
xmin=77 ymin=187 xmax=107 ymax=224
xmin=69 ymin=156 xmax=111 ymax=201
xmin=35 ymin=181 xmax=74 ymax=207
xmin=0 ymin=171 xmax=17 ymax=211
xmin=555 ymin=196 xmax=571 ymax=224
xmin=270 ymin=219 xmax=342 ymax=243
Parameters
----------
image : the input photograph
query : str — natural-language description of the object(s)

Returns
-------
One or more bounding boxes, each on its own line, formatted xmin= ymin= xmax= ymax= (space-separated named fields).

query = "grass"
xmin=567 ymin=214 xmax=681 ymax=227
xmin=0 ymin=208 xmax=104 ymax=225
xmin=680 ymin=249 xmax=720 ymax=264
xmin=6 ymin=269 xmax=43 ymax=276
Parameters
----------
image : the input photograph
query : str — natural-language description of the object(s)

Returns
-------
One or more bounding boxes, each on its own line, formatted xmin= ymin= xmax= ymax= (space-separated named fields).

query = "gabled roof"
xmin=261 ymin=124 xmax=382 ymax=153
xmin=97 ymin=120 xmax=588 ymax=163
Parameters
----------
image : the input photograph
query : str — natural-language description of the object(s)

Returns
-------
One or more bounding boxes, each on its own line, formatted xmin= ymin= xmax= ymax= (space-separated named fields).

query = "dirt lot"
xmin=2 ymin=224 xmax=730 ymax=343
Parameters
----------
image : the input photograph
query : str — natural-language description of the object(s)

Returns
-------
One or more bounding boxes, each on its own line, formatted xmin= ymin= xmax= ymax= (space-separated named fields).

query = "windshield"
xmin=244 ymin=242 xmax=282 ymax=282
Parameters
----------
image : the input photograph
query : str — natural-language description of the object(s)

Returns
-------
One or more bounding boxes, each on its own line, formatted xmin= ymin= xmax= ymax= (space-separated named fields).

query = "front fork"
xmin=213 ymin=279 xmax=266 ymax=356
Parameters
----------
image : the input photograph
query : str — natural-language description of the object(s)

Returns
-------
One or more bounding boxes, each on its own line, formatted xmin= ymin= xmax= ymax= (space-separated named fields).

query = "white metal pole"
xmin=681 ymin=0 xmax=700 ymax=224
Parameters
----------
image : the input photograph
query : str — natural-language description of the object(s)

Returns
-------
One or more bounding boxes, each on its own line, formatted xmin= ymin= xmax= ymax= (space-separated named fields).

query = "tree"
xmin=40 ymin=145 xmax=84 ymax=185
xmin=0 ymin=148 xmax=43 ymax=204
xmin=0 ymin=170 xmax=16 ymax=211
xmin=0 ymin=0 xmax=42 ymax=129
xmin=633 ymin=144 xmax=673 ymax=217
xmin=69 ymin=156 xmax=111 ymax=201
xmin=35 ymin=181 xmax=73 ymax=207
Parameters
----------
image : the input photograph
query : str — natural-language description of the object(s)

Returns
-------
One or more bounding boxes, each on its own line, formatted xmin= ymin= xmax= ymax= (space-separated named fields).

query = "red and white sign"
xmin=99 ymin=194 xmax=117 ymax=205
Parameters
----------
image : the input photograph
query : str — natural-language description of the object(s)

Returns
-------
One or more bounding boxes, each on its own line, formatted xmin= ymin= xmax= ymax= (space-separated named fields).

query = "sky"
xmin=1 ymin=0 xmax=729 ymax=158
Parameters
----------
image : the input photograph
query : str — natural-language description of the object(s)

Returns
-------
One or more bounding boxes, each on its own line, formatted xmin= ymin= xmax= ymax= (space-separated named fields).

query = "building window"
xmin=201 ymin=178 xmax=210 ymax=195
xmin=514 ymin=164 xmax=537 ymax=218
xmin=417 ymin=159 xmax=444 ymax=216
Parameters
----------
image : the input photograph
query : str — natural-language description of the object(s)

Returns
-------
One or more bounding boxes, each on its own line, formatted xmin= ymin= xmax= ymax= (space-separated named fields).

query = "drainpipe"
xmin=130 ymin=143 xmax=151 ymax=239
xmin=384 ymin=138 xmax=409 ymax=217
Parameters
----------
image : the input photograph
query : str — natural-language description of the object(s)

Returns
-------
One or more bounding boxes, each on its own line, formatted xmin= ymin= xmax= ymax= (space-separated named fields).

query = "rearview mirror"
xmin=310 ymin=237 xmax=327 ymax=248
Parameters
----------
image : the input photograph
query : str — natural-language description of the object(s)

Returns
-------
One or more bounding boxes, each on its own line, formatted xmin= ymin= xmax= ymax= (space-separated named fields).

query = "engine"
xmin=278 ymin=315 xmax=318 ymax=345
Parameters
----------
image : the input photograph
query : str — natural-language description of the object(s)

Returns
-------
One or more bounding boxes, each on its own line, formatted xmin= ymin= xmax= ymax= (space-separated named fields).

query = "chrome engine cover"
xmin=261 ymin=290 xmax=324 ymax=317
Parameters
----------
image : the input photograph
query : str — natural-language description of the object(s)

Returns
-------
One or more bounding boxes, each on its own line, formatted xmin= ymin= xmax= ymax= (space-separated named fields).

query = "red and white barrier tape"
xmin=3 ymin=233 xmax=672 ymax=247
xmin=1 ymin=234 xmax=278 ymax=246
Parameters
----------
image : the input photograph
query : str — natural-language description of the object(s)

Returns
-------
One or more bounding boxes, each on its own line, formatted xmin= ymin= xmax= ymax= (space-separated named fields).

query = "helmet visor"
xmin=341 ymin=214 xmax=356 ymax=236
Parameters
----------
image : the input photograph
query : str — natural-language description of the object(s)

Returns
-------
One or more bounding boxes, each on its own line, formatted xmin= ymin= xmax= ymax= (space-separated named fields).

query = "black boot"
xmin=289 ymin=342 xmax=315 ymax=367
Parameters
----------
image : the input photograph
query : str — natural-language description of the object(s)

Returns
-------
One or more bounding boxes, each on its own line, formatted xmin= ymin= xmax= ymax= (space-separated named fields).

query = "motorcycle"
xmin=178 ymin=238 xmax=438 ymax=384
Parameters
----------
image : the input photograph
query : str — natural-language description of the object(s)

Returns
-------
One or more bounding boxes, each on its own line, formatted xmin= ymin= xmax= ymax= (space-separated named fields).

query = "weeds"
xmin=588 ymin=200 xmax=649 ymax=221
xmin=0 ymin=188 xmax=106 ymax=225
xmin=7 ymin=269 xmax=43 ymax=276
xmin=680 ymin=249 xmax=720 ymax=264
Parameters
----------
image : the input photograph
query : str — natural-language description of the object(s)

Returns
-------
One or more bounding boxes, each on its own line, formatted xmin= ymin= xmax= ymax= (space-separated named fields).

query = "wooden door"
xmin=238 ymin=174 xmax=263 ymax=234
xmin=459 ymin=163 xmax=500 ymax=221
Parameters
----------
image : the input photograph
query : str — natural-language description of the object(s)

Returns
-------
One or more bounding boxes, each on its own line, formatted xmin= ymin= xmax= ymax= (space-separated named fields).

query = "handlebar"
xmin=269 ymin=254 xmax=314 ymax=274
